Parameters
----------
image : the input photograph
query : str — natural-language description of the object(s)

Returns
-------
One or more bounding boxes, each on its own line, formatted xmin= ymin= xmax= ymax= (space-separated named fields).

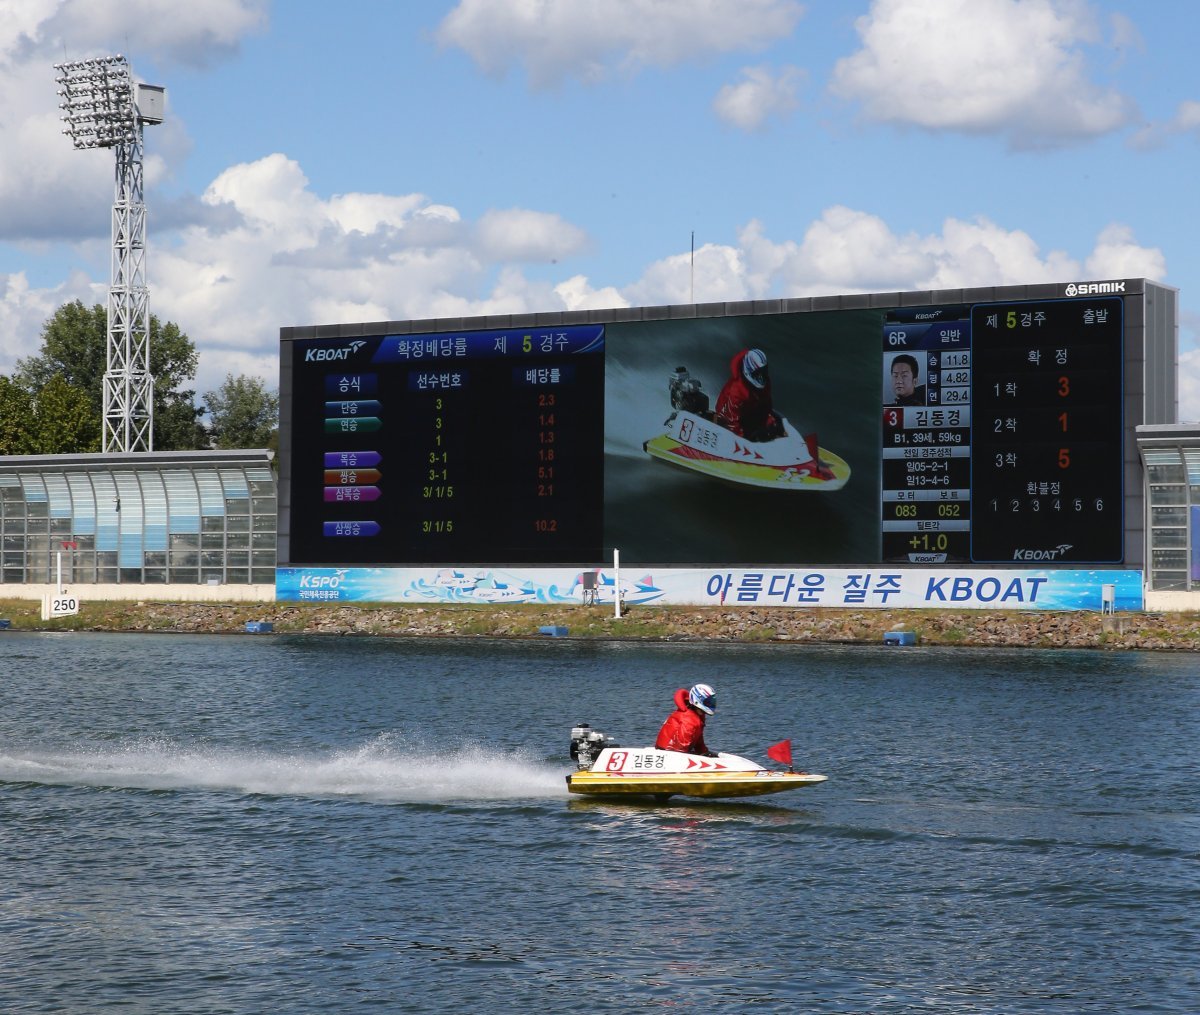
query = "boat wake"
xmin=0 ymin=733 xmax=568 ymax=803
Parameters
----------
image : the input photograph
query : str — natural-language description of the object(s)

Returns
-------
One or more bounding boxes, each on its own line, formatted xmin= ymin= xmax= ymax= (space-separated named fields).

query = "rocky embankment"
xmin=4 ymin=599 xmax=1200 ymax=651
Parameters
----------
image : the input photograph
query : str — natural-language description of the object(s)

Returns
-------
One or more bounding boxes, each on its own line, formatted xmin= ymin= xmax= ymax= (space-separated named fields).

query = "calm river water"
xmin=1 ymin=633 xmax=1197 ymax=1013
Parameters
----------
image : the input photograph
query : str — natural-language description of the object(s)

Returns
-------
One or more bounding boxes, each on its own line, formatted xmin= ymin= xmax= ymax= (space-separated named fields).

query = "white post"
xmin=56 ymin=551 xmax=63 ymax=594
xmin=613 ymin=548 xmax=621 ymax=619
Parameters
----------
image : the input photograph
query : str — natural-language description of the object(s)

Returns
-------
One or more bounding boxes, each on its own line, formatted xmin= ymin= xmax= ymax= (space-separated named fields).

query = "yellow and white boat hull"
xmin=566 ymin=746 xmax=827 ymax=800
xmin=643 ymin=410 xmax=850 ymax=491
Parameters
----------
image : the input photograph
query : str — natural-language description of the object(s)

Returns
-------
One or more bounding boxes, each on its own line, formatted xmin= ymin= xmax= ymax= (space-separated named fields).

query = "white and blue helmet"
xmin=743 ymin=348 xmax=768 ymax=389
xmin=689 ymin=683 xmax=717 ymax=715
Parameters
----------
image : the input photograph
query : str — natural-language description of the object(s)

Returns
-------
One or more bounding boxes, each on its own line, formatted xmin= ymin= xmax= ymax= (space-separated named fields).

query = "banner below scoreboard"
xmin=277 ymin=566 xmax=1142 ymax=612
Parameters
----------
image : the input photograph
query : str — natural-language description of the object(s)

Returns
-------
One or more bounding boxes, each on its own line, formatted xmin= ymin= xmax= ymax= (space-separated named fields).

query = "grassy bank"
xmin=4 ymin=598 xmax=1200 ymax=651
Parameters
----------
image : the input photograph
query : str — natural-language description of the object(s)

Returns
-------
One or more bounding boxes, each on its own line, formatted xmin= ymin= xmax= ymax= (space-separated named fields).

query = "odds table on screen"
xmin=288 ymin=327 xmax=605 ymax=565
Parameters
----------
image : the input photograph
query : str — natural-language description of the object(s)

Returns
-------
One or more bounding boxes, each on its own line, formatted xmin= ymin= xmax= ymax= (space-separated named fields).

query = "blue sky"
xmin=1 ymin=0 xmax=1197 ymax=413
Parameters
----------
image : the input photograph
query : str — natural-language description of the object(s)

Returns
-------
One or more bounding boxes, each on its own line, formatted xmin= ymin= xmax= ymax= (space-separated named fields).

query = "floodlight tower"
xmin=54 ymin=55 xmax=165 ymax=453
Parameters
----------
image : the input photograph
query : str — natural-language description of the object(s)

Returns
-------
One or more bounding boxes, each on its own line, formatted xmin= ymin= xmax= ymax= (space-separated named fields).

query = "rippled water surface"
xmin=1 ymin=633 xmax=1197 ymax=1013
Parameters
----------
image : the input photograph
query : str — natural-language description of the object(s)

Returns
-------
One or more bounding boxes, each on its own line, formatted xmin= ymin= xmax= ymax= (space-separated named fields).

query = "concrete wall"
xmin=1143 ymin=590 xmax=1200 ymax=613
xmin=2 ymin=583 xmax=276 ymax=603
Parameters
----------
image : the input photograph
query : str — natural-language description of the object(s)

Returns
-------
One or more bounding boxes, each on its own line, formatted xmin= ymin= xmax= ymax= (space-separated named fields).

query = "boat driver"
xmin=715 ymin=348 xmax=785 ymax=441
xmin=655 ymin=684 xmax=718 ymax=757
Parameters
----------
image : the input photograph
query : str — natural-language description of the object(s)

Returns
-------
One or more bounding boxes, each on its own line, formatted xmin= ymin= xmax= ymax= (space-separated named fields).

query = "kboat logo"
xmin=303 ymin=340 xmax=367 ymax=362
xmin=1012 ymin=544 xmax=1073 ymax=561
xmin=1064 ymin=281 xmax=1126 ymax=297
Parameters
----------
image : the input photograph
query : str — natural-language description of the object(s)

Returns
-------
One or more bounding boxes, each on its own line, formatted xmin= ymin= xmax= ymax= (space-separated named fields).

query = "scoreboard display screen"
xmin=968 ymin=298 xmax=1123 ymax=562
xmin=282 ymin=293 xmax=1129 ymax=568
xmin=287 ymin=327 xmax=605 ymax=564
xmin=880 ymin=297 xmax=1123 ymax=564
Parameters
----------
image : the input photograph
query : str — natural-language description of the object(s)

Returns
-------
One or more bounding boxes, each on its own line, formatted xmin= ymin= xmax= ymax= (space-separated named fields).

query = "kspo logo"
xmin=304 ymin=340 xmax=367 ymax=362
xmin=298 ymin=569 xmax=349 ymax=588
xmin=1064 ymin=281 xmax=1126 ymax=297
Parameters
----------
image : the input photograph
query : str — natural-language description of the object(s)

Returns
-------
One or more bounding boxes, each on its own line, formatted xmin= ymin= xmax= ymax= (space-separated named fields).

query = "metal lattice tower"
xmin=54 ymin=56 xmax=164 ymax=453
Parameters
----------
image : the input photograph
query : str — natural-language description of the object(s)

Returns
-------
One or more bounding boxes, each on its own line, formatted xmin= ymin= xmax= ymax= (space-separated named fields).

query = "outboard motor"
xmin=669 ymin=367 xmax=709 ymax=415
xmin=569 ymin=724 xmax=618 ymax=770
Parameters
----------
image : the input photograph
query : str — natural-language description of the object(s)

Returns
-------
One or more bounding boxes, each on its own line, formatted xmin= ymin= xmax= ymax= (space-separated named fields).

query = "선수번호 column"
xmin=290 ymin=327 xmax=605 ymax=566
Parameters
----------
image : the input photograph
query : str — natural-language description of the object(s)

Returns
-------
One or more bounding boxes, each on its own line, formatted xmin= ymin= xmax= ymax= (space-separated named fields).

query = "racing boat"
xmin=566 ymin=724 xmax=828 ymax=801
xmin=642 ymin=366 xmax=850 ymax=491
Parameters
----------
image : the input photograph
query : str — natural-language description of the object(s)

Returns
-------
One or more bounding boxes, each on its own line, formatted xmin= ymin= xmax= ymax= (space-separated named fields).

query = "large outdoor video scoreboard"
xmin=880 ymin=297 xmax=1124 ymax=564
xmin=279 ymin=279 xmax=1176 ymax=574
xmin=286 ymin=327 xmax=605 ymax=565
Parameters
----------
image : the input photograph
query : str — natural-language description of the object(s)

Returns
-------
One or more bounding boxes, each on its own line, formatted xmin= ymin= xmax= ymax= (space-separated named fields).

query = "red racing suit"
xmin=714 ymin=349 xmax=779 ymax=440
xmin=655 ymin=688 xmax=712 ymax=755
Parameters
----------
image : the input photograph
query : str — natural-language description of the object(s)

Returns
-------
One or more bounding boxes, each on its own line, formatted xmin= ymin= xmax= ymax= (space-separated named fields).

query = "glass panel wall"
xmin=0 ymin=455 xmax=276 ymax=585
xmin=1141 ymin=441 xmax=1198 ymax=591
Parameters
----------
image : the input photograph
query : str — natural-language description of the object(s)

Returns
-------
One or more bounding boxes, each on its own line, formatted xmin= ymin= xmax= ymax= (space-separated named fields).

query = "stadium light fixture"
xmin=55 ymin=55 xmax=139 ymax=149
xmin=53 ymin=55 xmax=164 ymax=454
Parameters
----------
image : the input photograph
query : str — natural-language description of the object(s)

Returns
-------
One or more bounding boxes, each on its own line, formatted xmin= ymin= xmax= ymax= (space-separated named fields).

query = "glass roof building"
xmin=0 ymin=450 xmax=275 ymax=587
xmin=1137 ymin=424 xmax=1200 ymax=594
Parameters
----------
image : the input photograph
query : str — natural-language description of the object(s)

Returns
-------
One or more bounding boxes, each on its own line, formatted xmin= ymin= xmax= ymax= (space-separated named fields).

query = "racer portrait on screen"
xmin=888 ymin=353 xmax=927 ymax=407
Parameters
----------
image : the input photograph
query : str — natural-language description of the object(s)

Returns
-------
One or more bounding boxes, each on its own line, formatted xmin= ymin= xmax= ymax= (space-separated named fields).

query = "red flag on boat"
xmin=766 ymin=740 xmax=793 ymax=767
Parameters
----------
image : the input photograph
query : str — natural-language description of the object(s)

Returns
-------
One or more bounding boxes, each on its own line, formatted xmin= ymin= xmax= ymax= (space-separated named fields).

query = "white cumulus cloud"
xmin=1177 ymin=100 xmax=1200 ymax=131
xmin=1085 ymin=223 xmax=1166 ymax=281
xmin=713 ymin=65 xmax=804 ymax=131
xmin=616 ymin=209 xmax=1164 ymax=306
xmin=437 ymin=0 xmax=804 ymax=87
xmin=623 ymin=243 xmax=752 ymax=307
xmin=127 ymin=155 xmax=598 ymax=393
xmin=0 ymin=0 xmax=268 ymax=367
xmin=554 ymin=274 xmax=629 ymax=312
xmin=476 ymin=209 xmax=588 ymax=262
xmin=0 ymin=184 xmax=1173 ymax=401
xmin=0 ymin=269 xmax=104 ymax=370
xmin=830 ymin=0 xmax=1138 ymax=148
xmin=0 ymin=0 xmax=266 ymax=241
xmin=1130 ymin=99 xmax=1200 ymax=150
xmin=35 ymin=0 xmax=268 ymax=68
